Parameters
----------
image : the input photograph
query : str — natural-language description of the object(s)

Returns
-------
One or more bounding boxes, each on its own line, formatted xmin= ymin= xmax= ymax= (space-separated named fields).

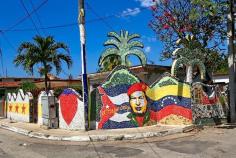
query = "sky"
xmin=0 ymin=0 xmax=171 ymax=79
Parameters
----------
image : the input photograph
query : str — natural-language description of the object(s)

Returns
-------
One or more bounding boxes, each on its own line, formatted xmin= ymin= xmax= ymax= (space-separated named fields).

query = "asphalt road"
xmin=0 ymin=126 xmax=236 ymax=158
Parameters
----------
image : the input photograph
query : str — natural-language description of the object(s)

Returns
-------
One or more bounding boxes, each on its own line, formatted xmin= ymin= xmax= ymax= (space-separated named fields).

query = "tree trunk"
xmin=44 ymin=74 xmax=48 ymax=93
xmin=228 ymin=0 xmax=236 ymax=123
xmin=186 ymin=65 xmax=193 ymax=84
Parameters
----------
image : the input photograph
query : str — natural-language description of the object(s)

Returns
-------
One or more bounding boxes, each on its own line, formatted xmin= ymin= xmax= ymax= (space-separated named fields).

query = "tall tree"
xmin=98 ymin=30 xmax=147 ymax=70
xmin=14 ymin=35 xmax=72 ymax=92
xmin=149 ymin=0 xmax=228 ymax=72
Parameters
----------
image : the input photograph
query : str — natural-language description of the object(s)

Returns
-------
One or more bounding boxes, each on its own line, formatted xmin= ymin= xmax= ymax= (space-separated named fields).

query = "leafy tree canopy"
xmin=149 ymin=0 xmax=228 ymax=72
xmin=14 ymin=35 xmax=72 ymax=91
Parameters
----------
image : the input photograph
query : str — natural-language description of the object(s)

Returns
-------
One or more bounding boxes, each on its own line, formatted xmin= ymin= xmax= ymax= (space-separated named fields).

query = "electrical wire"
xmin=1 ymin=23 xmax=77 ymax=32
xmin=20 ymin=0 xmax=42 ymax=35
xmin=29 ymin=0 xmax=47 ymax=35
xmin=2 ymin=0 xmax=48 ymax=33
xmin=1 ymin=4 xmax=151 ymax=32
xmin=86 ymin=2 xmax=114 ymax=30
xmin=0 ymin=31 xmax=16 ymax=51
xmin=0 ymin=0 xmax=49 ymax=55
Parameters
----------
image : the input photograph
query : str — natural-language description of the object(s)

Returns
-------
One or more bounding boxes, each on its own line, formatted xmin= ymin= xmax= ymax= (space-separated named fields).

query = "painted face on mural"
xmin=129 ymin=91 xmax=147 ymax=115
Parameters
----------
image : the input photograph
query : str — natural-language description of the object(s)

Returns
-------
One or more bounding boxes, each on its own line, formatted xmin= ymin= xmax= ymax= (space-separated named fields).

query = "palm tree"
xmin=14 ymin=35 xmax=72 ymax=92
xmin=98 ymin=30 xmax=147 ymax=68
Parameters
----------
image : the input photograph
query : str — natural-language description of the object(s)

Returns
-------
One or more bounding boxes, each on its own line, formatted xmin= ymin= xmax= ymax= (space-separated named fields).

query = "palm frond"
xmin=104 ymin=39 xmax=120 ymax=49
xmin=128 ymin=41 xmax=144 ymax=49
xmin=127 ymin=33 xmax=140 ymax=42
xmin=190 ymin=59 xmax=206 ymax=80
xmin=171 ymin=57 xmax=188 ymax=77
xmin=99 ymin=48 xmax=119 ymax=66
xmin=51 ymin=42 xmax=70 ymax=53
xmin=56 ymin=53 xmax=73 ymax=69
xmin=107 ymin=31 xmax=121 ymax=42
xmin=125 ymin=49 xmax=147 ymax=65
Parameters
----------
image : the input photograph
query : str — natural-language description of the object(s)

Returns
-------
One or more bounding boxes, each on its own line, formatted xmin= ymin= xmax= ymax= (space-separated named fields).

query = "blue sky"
xmin=0 ymin=0 xmax=170 ymax=79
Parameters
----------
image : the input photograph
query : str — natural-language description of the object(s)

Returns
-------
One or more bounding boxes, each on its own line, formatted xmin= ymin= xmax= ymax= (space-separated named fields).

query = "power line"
xmin=2 ymin=0 xmax=48 ymax=33
xmin=0 ymin=0 xmax=48 ymax=54
xmin=86 ymin=2 xmax=114 ymax=30
xmin=0 ymin=31 xmax=16 ymax=51
xmin=1 ymin=23 xmax=77 ymax=32
xmin=29 ymin=0 xmax=47 ymax=35
xmin=20 ymin=0 xmax=42 ymax=35
xmin=1 ymin=4 xmax=151 ymax=32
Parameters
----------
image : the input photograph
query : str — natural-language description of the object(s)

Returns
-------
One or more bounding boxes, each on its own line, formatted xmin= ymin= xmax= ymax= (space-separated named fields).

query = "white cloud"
xmin=120 ymin=8 xmax=141 ymax=17
xmin=145 ymin=46 xmax=151 ymax=53
xmin=135 ymin=0 xmax=157 ymax=7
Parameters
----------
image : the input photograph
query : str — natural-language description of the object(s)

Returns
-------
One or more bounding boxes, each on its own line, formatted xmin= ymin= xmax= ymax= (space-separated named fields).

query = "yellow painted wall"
xmin=7 ymin=102 xmax=30 ymax=115
xmin=146 ymin=85 xmax=191 ymax=100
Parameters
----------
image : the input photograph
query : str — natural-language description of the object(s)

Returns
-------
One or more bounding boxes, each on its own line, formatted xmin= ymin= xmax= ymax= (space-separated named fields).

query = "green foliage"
xmin=149 ymin=0 xmax=228 ymax=72
xmin=205 ymin=53 xmax=228 ymax=73
xmin=20 ymin=81 xmax=37 ymax=92
xmin=53 ymin=88 xmax=64 ymax=97
xmin=98 ymin=56 xmax=121 ymax=72
xmin=14 ymin=35 xmax=73 ymax=91
xmin=98 ymin=30 xmax=146 ymax=71
xmin=5 ymin=89 xmax=18 ymax=95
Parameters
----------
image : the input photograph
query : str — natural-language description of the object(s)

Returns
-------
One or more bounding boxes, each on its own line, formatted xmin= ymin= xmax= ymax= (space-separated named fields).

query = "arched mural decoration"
xmin=7 ymin=89 xmax=33 ymax=122
xmin=171 ymin=48 xmax=206 ymax=83
xmin=58 ymin=88 xmax=85 ymax=130
xmin=94 ymin=66 xmax=192 ymax=129
xmin=98 ymin=30 xmax=147 ymax=68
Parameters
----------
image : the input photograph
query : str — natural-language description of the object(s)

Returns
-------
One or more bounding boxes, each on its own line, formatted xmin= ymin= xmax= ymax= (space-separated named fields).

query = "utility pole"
xmin=228 ymin=0 xmax=236 ymax=123
xmin=78 ymin=0 xmax=89 ymax=130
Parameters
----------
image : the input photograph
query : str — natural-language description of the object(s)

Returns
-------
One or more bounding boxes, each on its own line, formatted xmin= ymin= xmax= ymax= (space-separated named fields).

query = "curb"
xmin=0 ymin=123 xmax=195 ymax=142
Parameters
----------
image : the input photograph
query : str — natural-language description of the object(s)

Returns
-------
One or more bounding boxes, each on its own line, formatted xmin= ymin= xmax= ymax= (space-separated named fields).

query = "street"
xmin=0 ymin=126 xmax=236 ymax=158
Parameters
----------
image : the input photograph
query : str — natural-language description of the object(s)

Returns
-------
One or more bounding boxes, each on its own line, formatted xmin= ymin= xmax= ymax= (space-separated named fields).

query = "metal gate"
xmin=0 ymin=97 xmax=5 ymax=117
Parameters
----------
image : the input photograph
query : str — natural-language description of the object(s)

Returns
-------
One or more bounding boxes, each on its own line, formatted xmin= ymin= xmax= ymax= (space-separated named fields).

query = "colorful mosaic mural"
xmin=58 ymin=88 xmax=85 ymax=130
xmin=95 ymin=66 xmax=192 ymax=129
xmin=192 ymin=83 xmax=229 ymax=125
xmin=7 ymin=89 xmax=32 ymax=122
xmin=147 ymin=74 xmax=192 ymax=125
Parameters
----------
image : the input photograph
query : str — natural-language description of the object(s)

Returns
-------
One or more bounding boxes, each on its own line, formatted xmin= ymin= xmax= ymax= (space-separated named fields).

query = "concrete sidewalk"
xmin=0 ymin=118 xmax=194 ymax=142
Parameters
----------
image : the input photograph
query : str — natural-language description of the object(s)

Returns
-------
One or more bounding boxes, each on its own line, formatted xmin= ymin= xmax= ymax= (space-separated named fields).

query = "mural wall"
xmin=58 ymin=88 xmax=85 ymax=130
xmin=147 ymin=74 xmax=192 ymax=125
xmin=95 ymin=66 xmax=192 ymax=129
xmin=192 ymin=83 xmax=229 ymax=125
xmin=7 ymin=89 xmax=32 ymax=122
xmin=37 ymin=90 xmax=54 ymax=125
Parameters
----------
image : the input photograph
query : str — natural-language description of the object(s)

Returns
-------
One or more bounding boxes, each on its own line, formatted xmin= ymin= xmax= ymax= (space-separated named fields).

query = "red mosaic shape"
xmin=60 ymin=94 xmax=78 ymax=125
